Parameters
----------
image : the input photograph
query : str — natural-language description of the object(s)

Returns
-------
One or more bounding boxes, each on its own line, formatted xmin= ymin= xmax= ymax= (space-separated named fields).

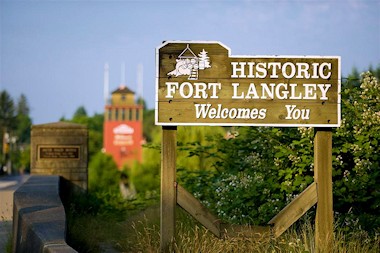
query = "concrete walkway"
xmin=0 ymin=175 xmax=30 ymax=252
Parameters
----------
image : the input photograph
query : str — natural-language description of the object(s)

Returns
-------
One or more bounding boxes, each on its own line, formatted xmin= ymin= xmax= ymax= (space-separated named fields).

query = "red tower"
xmin=103 ymin=85 xmax=143 ymax=168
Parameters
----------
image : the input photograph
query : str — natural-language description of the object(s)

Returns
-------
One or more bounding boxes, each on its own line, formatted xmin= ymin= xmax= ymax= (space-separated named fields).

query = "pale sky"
xmin=1 ymin=0 xmax=379 ymax=124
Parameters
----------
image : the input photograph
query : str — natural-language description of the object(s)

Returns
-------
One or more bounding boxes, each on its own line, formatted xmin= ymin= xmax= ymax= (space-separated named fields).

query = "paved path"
xmin=0 ymin=175 xmax=30 ymax=252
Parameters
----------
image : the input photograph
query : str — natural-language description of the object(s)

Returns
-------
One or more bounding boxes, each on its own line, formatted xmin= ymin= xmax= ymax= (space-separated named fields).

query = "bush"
xmin=179 ymin=71 xmax=380 ymax=231
xmin=88 ymin=151 xmax=120 ymax=193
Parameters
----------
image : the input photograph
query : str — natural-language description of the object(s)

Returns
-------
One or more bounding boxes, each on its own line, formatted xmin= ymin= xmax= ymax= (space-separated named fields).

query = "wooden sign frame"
xmin=156 ymin=41 xmax=341 ymax=127
xmin=157 ymin=41 xmax=337 ymax=253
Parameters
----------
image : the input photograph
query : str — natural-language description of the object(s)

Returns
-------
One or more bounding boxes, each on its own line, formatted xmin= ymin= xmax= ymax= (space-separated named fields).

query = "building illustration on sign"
xmin=167 ymin=44 xmax=211 ymax=80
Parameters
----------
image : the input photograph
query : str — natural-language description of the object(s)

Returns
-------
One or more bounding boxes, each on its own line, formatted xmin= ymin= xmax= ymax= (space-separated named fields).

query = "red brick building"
xmin=103 ymin=85 xmax=143 ymax=168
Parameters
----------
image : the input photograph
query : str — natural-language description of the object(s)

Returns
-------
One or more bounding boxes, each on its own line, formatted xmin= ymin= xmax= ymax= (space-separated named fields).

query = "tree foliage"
xmin=0 ymin=91 xmax=32 ymax=173
xmin=63 ymin=106 xmax=104 ymax=158
xmin=0 ymin=90 xmax=16 ymax=131
xmin=333 ymin=71 xmax=380 ymax=230
xmin=88 ymin=151 xmax=120 ymax=193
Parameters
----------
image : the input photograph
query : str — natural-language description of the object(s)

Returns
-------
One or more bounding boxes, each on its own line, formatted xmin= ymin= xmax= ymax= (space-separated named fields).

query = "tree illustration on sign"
xmin=198 ymin=49 xmax=211 ymax=70
xmin=167 ymin=45 xmax=211 ymax=80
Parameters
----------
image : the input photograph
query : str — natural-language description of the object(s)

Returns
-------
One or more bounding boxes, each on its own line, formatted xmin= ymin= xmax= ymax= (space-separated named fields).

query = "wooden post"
xmin=314 ymin=128 xmax=333 ymax=252
xmin=177 ymin=184 xmax=221 ymax=238
xmin=268 ymin=182 xmax=317 ymax=238
xmin=160 ymin=126 xmax=177 ymax=252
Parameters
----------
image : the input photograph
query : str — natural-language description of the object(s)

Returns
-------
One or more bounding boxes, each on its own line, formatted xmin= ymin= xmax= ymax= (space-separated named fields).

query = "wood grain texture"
xmin=177 ymin=184 xmax=221 ymax=238
xmin=268 ymin=182 xmax=318 ymax=238
xmin=160 ymin=126 xmax=177 ymax=252
xmin=156 ymin=42 xmax=340 ymax=126
xmin=314 ymin=128 xmax=334 ymax=252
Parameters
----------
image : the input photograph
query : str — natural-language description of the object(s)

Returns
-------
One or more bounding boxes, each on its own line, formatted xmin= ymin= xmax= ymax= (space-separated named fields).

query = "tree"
xmin=0 ymin=91 xmax=32 ymax=173
xmin=0 ymin=90 xmax=16 ymax=131
xmin=0 ymin=90 xmax=16 ymax=170
xmin=332 ymin=71 xmax=380 ymax=230
xmin=13 ymin=94 xmax=32 ymax=173
xmin=16 ymin=94 xmax=30 ymax=115
xmin=369 ymin=63 xmax=380 ymax=80
xmin=136 ymin=96 xmax=147 ymax=110
xmin=88 ymin=151 xmax=119 ymax=192
xmin=15 ymin=94 xmax=32 ymax=144
xmin=177 ymin=126 xmax=225 ymax=171
xmin=63 ymin=106 xmax=104 ymax=157
xmin=142 ymin=109 xmax=158 ymax=143
xmin=345 ymin=66 xmax=360 ymax=88
xmin=73 ymin=106 xmax=87 ymax=119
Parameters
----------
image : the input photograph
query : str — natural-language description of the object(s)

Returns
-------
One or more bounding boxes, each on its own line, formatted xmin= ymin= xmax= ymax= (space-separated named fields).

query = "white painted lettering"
xmin=276 ymin=83 xmax=289 ymax=100
xmin=231 ymin=62 xmax=246 ymax=78
xmin=261 ymin=83 xmax=275 ymax=99
xmin=221 ymin=108 xmax=229 ymax=119
xmin=311 ymin=63 xmax=319 ymax=78
xmin=282 ymin=62 xmax=296 ymax=79
xmin=247 ymin=62 xmax=255 ymax=78
xmin=296 ymin=63 xmax=311 ymax=79
xmin=259 ymin=109 xmax=267 ymax=119
xmin=193 ymin=82 xmax=208 ymax=99
xmin=303 ymin=84 xmax=317 ymax=99
xmin=229 ymin=108 xmax=237 ymax=118
xmin=208 ymin=83 xmax=221 ymax=98
xmin=256 ymin=62 xmax=267 ymax=78
xmin=318 ymin=84 xmax=331 ymax=100
xmin=285 ymin=105 xmax=310 ymax=120
xmin=268 ymin=62 xmax=282 ymax=78
xmin=232 ymin=83 xmax=244 ymax=99
xmin=179 ymin=82 xmax=193 ymax=98
xmin=246 ymin=83 xmax=259 ymax=99
xmin=195 ymin=104 xmax=211 ymax=118
xmin=209 ymin=107 xmax=217 ymax=119
xmin=289 ymin=84 xmax=302 ymax=99
xmin=285 ymin=105 xmax=296 ymax=119
xmin=319 ymin=62 xmax=332 ymax=79
xmin=165 ymin=82 xmax=179 ymax=98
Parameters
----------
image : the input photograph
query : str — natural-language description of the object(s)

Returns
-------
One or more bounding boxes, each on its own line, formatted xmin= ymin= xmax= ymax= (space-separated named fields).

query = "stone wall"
xmin=12 ymin=176 xmax=77 ymax=253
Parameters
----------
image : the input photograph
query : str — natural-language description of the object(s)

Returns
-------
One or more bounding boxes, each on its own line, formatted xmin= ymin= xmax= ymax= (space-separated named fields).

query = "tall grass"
xmin=126 ymin=209 xmax=380 ymax=253
xmin=66 ymin=200 xmax=380 ymax=253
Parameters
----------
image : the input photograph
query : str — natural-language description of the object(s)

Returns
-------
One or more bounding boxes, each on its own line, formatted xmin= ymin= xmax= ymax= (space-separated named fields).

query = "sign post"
xmin=160 ymin=126 xmax=177 ymax=252
xmin=314 ymin=128 xmax=333 ymax=252
xmin=156 ymin=41 xmax=340 ymax=252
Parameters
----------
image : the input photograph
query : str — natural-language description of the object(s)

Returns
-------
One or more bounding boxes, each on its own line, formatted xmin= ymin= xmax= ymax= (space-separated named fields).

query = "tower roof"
xmin=112 ymin=85 xmax=135 ymax=94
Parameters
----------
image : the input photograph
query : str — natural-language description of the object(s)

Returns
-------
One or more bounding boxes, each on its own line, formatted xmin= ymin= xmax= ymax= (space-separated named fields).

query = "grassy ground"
xmin=66 ymin=201 xmax=380 ymax=253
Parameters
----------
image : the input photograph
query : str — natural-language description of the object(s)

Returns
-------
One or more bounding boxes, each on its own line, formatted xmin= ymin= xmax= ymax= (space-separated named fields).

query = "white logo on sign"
xmin=113 ymin=124 xmax=134 ymax=135
xmin=167 ymin=44 xmax=211 ymax=80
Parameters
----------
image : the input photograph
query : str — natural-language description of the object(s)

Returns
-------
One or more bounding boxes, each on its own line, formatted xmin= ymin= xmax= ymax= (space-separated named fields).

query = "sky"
xmin=0 ymin=0 xmax=379 ymax=124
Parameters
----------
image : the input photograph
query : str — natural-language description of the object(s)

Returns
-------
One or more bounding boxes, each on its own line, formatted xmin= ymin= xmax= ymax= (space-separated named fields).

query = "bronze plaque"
xmin=156 ymin=41 xmax=341 ymax=127
xmin=39 ymin=146 xmax=80 ymax=160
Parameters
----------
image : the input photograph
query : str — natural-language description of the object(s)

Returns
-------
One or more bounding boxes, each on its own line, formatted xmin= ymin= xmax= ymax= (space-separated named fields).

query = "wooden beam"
xmin=160 ymin=126 xmax=177 ymax=253
xmin=268 ymin=182 xmax=317 ymax=238
xmin=220 ymin=224 xmax=272 ymax=239
xmin=176 ymin=184 xmax=221 ymax=238
xmin=314 ymin=128 xmax=333 ymax=252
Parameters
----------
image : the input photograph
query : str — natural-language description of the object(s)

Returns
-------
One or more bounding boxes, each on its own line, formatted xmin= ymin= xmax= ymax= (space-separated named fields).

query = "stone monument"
xmin=30 ymin=122 xmax=88 ymax=191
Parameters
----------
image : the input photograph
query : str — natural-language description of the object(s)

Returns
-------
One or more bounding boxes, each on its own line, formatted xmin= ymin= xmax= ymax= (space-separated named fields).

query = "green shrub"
xmin=88 ymin=151 xmax=120 ymax=193
xmin=178 ymin=71 xmax=380 ymax=231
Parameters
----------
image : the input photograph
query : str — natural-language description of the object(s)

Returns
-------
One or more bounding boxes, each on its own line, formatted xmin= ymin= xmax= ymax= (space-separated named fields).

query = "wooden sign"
xmin=156 ymin=41 xmax=341 ymax=127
